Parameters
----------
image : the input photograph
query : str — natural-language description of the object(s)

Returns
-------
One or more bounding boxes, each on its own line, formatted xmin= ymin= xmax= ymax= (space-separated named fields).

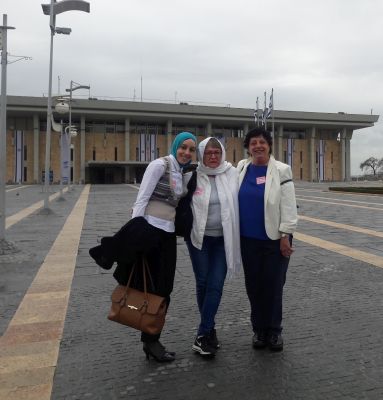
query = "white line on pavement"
xmin=6 ymin=187 xmax=69 ymax=230
xmin=296 ymin=198 xmax=383 ymax=211
xmin=298 ymin=215 xmax=383 ymax=238
xmin=295 ymin=232 xmax=383 ymax=269
xmin=296 ymin=194 xmax=383 ymax=207
xmin=6 ymin=185 xmax=29 ymax=193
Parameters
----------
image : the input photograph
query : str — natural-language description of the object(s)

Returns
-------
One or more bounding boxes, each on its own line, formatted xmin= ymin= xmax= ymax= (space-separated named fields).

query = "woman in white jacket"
xmin=187 ymin=137 xmax=241 ymax=357
xmin=238 ymin=127 xmax=297 ymax=352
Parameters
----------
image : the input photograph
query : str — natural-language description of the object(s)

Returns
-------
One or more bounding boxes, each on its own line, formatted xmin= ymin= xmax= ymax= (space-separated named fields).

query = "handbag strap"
xmin=142 ymin=256 xmax=156 ymax=292
xmin=124 ymin=257 xmax=155 ymax=297
xmin=126 ymin=263 xmax=136 ymax=288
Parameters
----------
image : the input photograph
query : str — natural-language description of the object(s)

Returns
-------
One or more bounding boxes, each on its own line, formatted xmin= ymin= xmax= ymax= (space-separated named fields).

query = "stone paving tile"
xmin=0 ymin=188 xmax=83 ymax=337
xmin=0 ymin=321 xmax=63 ymax=346
xmin=5 ymin=185 xmax=47 ymax=217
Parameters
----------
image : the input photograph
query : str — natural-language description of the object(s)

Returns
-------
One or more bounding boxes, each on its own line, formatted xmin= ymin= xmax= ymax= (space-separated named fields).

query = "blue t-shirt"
xmin=239 ymin=164 xmax=269 ymax=240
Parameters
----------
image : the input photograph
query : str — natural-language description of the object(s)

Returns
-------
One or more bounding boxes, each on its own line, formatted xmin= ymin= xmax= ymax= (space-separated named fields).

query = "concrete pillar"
xmin=345 ymin=130 xmax=353 ymax=181
xmin=243 ymin=123 xmax=249 ymax=158
xmin=33 ymin=115 xmax=39 ymax=183
xmin=345 ymin=137 xmax=351 ymax=181
xmin=340 ymin=128 xmax=352 ymax=181
xmin=80 ymin=116 xmax=86 ymax=184
xmin=340 ymin=127 xmax=346 ymax=181
xmin=275 ymin=125 xmax=283 ymax=161
xmin=124 ymin=118 xmax=130 ymax=161
xmin=309 ymin=127 xmax=316 ymax=182
xmin=167 ymin=120 xmax=172 ymax=153
xmin=206 ymin=121 xmax=212 ymax=137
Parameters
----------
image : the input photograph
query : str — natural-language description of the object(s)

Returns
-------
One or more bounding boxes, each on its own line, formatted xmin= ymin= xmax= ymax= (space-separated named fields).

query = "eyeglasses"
xmin=204 ymin=150 xmax=222 ymax=157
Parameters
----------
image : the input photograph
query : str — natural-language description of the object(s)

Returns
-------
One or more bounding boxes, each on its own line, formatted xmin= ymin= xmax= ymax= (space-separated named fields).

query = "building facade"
xmin=3 ymin=96 xmax=379 ymax=184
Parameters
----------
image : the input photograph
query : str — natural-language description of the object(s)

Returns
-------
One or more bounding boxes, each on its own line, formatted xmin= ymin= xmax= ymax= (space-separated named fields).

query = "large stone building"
xmin=3 ymin=95 xmax=379 ymax=184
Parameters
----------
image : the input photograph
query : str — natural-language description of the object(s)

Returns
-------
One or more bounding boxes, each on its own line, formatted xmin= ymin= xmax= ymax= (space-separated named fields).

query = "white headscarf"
xmin=197 ymin=137 xmax=232 ymax=175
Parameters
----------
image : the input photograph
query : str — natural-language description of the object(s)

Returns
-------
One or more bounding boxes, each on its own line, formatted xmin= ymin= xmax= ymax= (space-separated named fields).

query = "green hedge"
xmin=329 ymin=187 xmax=383 ymax=194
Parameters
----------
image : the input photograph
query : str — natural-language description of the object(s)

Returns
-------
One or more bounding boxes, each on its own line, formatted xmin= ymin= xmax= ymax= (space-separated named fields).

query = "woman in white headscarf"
xmin=186 ymin=137 xmax=241 ymax=358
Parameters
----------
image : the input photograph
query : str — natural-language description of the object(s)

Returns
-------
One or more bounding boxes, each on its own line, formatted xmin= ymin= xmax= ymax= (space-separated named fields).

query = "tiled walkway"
xmin=0 ymin=183 xmax=382 ymax=400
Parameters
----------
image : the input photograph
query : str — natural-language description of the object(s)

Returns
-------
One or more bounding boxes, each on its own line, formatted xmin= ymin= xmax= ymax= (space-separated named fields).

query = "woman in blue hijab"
xmin=131 ymin=131 xmax=196 ymax=362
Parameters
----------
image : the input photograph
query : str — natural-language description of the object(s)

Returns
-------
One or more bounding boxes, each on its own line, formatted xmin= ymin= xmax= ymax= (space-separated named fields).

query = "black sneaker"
xmin=192 ymin=336 xmax=216 ymax=356
xmin=208 ymin=329 xmax=220 ymax=349
xmin=252 ymin=332 xmax=267 ymax=349
xmin=268 ymin=333 xmax=283 ymax=351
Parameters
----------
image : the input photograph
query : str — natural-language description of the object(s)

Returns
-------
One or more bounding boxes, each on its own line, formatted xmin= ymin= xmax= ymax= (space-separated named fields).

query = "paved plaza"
xmin=1 ymin=181 xmax=383 ymax=400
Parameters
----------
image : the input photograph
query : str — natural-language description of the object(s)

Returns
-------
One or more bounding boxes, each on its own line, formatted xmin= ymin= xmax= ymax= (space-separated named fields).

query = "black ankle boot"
xmin=143 ymin=341 xmax=176 ymax=362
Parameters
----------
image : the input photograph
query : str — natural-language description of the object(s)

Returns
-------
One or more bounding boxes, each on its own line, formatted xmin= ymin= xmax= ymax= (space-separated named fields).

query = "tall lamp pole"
xmin=0 ymin=15 xmax=15 ymax=241
xmin=41 ymin=0 xmax=90 ymax=209
xmin=66 ymin=80 xmax=89 ymax=190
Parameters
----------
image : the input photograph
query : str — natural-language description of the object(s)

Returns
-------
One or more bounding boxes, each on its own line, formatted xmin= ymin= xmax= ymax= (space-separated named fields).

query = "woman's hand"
xmin=280 ymin=236 xmax=294 ymax=258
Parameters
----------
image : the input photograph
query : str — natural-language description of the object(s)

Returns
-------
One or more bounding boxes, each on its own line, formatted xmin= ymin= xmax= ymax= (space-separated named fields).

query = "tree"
xmin=360 ymin=157 xmax=379 ymax=175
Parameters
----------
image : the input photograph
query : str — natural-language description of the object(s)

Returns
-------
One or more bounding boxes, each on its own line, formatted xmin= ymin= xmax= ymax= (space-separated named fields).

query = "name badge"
xmin=256 ymin=176 xmax=266 ymax=185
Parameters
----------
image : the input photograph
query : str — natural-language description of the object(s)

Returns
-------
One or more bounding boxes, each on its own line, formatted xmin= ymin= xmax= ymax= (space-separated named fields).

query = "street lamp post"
xmin=41 ymin=0 xmax=90 ymax=209
xmin=53 ymin=98 xmax=69 ymax=196
xmin=0 ymin=15 xmax=15 ymax=241
xmin=66 ymin=81 xmax=90 ymax=190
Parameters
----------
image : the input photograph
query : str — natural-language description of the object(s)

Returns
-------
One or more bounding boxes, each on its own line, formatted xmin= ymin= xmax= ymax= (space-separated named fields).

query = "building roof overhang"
xmin=4 ymin=95 xmax=379 ymax=131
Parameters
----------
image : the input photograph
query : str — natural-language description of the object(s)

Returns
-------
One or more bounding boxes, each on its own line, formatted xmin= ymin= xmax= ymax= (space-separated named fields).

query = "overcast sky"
xmin=2 ymin=0 xmax=383 ymax=175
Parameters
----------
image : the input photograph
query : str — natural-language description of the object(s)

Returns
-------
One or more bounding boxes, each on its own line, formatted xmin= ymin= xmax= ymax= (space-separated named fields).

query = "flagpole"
xmin=264 ymin=91 xmax=267 ymax=130
xmin=271 ymin=88 xmax=275 ymax=140
xmin=256 ymin=96 xmax=259 ymax=126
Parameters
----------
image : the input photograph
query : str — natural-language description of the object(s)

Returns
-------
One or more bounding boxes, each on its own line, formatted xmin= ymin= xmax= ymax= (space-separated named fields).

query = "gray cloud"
xmin=2 ymin=0 xmax=382 ymax=174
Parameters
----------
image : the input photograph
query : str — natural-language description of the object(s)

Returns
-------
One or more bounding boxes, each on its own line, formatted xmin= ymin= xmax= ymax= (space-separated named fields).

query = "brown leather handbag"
xmin=108 ymin=258 xmax=166 ymax=335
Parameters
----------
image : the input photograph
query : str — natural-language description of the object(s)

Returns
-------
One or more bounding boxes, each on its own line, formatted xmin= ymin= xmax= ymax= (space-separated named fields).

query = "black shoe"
xmin=143 ymin=341 xmax=176 ymax=362
xmin=208 ymin=328 xmax=220 ymax=349
xmin=89 ymin=246 xmax=114 ymax=270
xmin=268 ymin=333 xmax=283 ymax=352
xmin=252 ymin=332 xmax=267 ymax=349
xmin=192 ymin=335 xmax=216 ymax=357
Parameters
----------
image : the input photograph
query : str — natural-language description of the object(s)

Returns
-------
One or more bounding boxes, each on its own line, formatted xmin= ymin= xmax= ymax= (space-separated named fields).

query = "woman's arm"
xmin=278 ymin=166 xmax=298 ymax=257
xmin=131 ymin=159 xmax=166 ymax=218
xmin=279 ymin=166 xmax=298 ymax=234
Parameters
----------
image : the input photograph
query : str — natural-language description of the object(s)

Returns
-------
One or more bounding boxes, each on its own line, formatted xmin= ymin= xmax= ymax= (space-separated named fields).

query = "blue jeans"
xmin=187 ymin=236 xmax=227 ymax=336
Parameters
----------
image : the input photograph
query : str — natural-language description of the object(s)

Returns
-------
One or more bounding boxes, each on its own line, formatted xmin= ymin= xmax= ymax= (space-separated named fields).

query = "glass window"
xmin=116 ymin=123 xmax=125 ymax=133
xmin=93 ymin=123 xmax=106 ymax=134
xmin=106 ymin=123 xmax=115 ymax=133
xmin=283 ymin=129 xmax=306 ymax=139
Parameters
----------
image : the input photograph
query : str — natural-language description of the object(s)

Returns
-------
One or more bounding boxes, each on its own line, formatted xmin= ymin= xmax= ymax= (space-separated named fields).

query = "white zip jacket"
xmin=237 ymin=156 xmax=298 ymax=239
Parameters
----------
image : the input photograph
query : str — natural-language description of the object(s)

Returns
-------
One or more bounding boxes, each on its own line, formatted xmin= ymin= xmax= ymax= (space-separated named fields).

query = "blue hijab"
xmin=171 ymin=132 xmax=197 ymax=167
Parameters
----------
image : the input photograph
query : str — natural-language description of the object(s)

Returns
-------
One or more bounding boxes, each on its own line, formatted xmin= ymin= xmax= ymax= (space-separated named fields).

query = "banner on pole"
xmin=14 ymin=130 xmax=24 ymax=183
xmin=60 ymin=132 xmax=70 ymax=184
